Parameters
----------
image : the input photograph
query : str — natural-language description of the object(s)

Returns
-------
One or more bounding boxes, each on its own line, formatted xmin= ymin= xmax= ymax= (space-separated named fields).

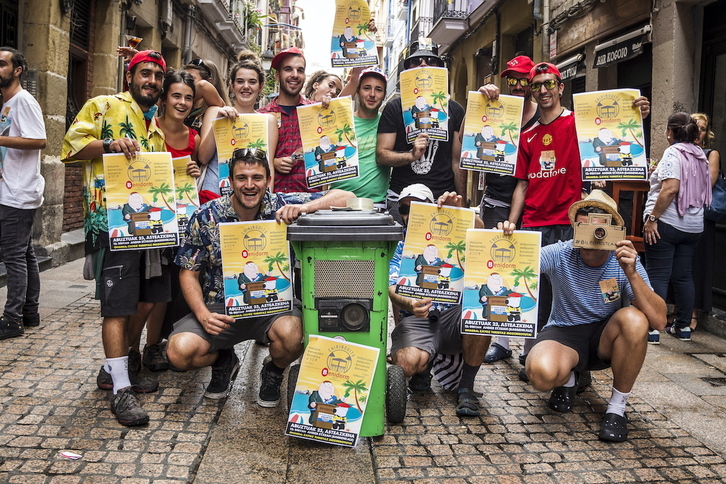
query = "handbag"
xmin=705 ymin=167 xmax=726 ymax=223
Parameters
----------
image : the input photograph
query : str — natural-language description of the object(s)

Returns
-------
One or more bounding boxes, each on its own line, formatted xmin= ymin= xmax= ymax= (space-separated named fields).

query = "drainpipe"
xmin=183 ymin=5 xmax=195 ymax=65
xmin=542 ymin=0 xmax=550 ymax=60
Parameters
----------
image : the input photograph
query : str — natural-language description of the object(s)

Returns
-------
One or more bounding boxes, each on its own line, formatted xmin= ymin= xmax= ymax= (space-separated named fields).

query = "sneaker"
xmin=0 ymin=316 xmax=24 ymax=340
xmin=96 ymin=366 xmax=159 ymax=393
xmin=665 ymin=325 xmax=691 ymax=341
xmin=257 ymin=362 xmax=284 ymax=407
xmin=204 ymin=348 xmax=240 ymax=399
xmin=128 ymin=349 xmax=142 ymax=376
xmin=111 ymin=387 xmax=149 ymax=427
xmin=408 ymin=370 xmax=432 ymax=391
xmin=648 ymin=329 xmax=660 ymax=345
xmin=22 ymin=313 xmax=40 ymax=328
xmin=143 ymin=344 xmax=169 ymax=372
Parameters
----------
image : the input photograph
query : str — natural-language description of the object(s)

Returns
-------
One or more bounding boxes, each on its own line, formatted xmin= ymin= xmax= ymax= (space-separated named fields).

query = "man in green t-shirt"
xmin=331 ymin=67 xmax=389 ymax=205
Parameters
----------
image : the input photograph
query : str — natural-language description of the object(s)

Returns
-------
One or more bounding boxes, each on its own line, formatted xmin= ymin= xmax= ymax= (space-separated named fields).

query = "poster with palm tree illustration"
xmin=461 ymin=229 xmax=541 ymax=338
xmin=212 ymin=113 xmax=270 ymax=195
xmin=330 ymin=0 xmax=378 ymax=67
xmin=297 ymin=96 xmax=360 ymax=188
xmin=172 ymin=156 xmax=200 ymax=234
xmin=394 ymin=201 xmax=476 ymax=304
xmin=573 ymin=89 xmax=648 ymax=181
xmin=400 ymin=66 xmax=450 ymax=143
xmin=460 ymin=92 xmax=524 ymax=175
xmin=103 ymin=152 xmax=179 ymax=250
xmin=286 ymin=335 xmax=379 ymax=447
xmin=219 ymin=220 xmax=292 ymax=319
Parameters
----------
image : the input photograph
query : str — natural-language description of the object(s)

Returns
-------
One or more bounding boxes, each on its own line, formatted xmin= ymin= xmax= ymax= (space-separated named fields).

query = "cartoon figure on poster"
xmin=394 ymin=202 xmax=474 ymax=304
xmin=460 ymin=92 xmax=523 ymax=174
xmin=573 ymin=89 xmax=647 ymax=180
xmin=330 ymin=0 xmax=378 ymax=67
xmin=172 ymin=156 xmax=200 ymax=234
xmin=104 ymin=152 xmax=180 ymax=250
xmin=298 ymin=97 xmax=360 ymax=188
xmin=286 ymin=335 xmax=379 ymax=447
xmin=461 ymin=229 xmax=541 ymax=337
xmin=220 ymin=221 xmax=293 ymax=319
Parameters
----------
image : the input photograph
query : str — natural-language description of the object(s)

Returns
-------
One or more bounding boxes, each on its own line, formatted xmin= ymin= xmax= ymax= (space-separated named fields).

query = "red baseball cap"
xmin=271 ymin=47 xmax=305 ymax=70
xmin=500 ymin=55 xmax=535 ymax=78
xmin=128 ymin=50 xmax=167 ymax=72
xmin=529 ymin=62 xmax=561 ymax=81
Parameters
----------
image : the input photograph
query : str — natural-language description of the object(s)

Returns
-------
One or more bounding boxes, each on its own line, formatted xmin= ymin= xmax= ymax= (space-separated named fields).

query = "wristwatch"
xmin=648 ymin=214 xmax=659 ymax=222
xmin=103 ymin=138 xmax=114 ymax=153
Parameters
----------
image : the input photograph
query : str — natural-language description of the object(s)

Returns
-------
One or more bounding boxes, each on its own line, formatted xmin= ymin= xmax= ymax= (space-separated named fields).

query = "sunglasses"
xmin=506 ymin=77 xmax=529 ymax=87
xmin=189 ymin=58 xmax=207 ymax=68
xmin=232 ymin=148 xmax=267 ymax=160
xmin=408 ymin=56 xmax=444 ymax=68
xmin=530 ymin=79 xmax=559 ymax=91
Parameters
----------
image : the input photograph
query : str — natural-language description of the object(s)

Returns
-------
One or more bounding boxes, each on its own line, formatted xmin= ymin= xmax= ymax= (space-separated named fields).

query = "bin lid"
xmin=288 ymin=209 xmax=403 ymax=241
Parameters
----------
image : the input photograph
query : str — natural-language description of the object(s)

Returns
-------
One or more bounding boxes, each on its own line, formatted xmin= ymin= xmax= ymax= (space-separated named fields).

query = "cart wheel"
xmin=287 ymin=364 xmax=300 ymax=412
xmin=386 ymin=364 xmax=407 ymax=423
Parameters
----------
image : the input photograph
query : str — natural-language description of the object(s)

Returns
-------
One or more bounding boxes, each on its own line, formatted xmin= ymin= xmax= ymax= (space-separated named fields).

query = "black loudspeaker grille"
xmin=314 ymin=260 xmax=375 ymax=298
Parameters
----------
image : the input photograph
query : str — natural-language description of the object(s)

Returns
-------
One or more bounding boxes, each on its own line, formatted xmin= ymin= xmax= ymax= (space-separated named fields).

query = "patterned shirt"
xmin=257 ymin=96 xmax=318 ymax=193
xmin=175 ymin=191 xmax=322 ymax=304
xmin=61 ymin=91 xmax=166 ymax=251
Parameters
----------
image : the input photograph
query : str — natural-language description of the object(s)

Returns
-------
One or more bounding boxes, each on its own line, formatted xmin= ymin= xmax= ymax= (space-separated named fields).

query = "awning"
xmin=593 ymin=25 xmax=651 ymax=69
xmin=556 ymin=53 xmax=584 ymax=81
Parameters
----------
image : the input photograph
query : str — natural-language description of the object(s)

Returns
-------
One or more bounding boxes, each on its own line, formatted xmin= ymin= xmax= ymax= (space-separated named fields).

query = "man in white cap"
xmin=389 ymin=184 xmax=491 ymax=417
xmin=499 ymin=190 xmax=665 ymax=442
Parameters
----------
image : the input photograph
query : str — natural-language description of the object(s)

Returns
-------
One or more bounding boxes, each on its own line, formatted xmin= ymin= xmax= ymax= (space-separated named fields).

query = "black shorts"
xmin=99 ymin=249 xmax=172 ymax=317
xmin=170 ymin=302 xmax=303 ymax=354
xmin=390 ymin=306 xmax=463 ymax=361
xmin=533 ymin=320 xmax=611 ymax=372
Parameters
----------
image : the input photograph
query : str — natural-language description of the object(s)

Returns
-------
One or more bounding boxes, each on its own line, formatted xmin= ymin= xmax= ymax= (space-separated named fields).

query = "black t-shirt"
xmin=378 ymin=97 xmax=465 ymax=198
xmin=484 ymin=105 xmax=541 ymax=204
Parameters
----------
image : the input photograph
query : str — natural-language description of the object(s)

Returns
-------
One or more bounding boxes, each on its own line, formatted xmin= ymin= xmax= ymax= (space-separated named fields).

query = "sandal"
xmin=456 ymin=388 xmax=481 ymax=417
xmin=599 ymin=412 xmax=629 ymax=442
xmin=548 ymin=373 xmax=578 ymax=413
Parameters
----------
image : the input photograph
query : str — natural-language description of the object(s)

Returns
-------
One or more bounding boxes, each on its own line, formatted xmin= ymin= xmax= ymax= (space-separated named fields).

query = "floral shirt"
xmin=175 ymin=191 xmax=322 ymax=305
xmin=61 ymin=91 xmax=166 ymax=251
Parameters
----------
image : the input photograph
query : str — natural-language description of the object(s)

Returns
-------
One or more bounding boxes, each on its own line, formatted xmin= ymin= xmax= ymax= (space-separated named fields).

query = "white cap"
xmin=398 ymin=183 xmax=434 ymax=203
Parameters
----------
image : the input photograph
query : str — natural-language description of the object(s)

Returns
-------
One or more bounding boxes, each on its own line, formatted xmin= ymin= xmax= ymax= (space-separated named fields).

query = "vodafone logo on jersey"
xmin=529 ymin=167 xmax=567 ymax=179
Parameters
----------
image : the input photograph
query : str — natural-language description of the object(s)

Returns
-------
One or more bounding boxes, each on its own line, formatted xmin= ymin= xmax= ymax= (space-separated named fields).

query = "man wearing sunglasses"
xmin=62 ymin=50 xmax=168 ymax=427
xmin=167 ymin=149 xmax=353 ymax=408
xmin=377 ymin=41 xmax=465 ymax=224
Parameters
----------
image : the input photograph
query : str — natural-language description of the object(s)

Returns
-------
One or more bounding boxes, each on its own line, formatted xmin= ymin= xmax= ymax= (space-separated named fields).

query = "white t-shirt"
xmin=642 ymin=144 xmax=703 ymax=233
xmin=0 ymin=89 xmax=46 ymax=209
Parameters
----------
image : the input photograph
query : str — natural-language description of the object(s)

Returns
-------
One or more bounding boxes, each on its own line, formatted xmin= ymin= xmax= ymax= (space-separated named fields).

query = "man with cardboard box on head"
xmin=499 ymin=190 xmax=665 ymax=442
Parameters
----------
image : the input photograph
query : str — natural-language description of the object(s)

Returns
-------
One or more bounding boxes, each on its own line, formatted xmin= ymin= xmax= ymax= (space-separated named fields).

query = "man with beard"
xmin=376 ymin=40 xmax=465 ymax=223
xmin=331 ymin=66 xmax=390 ymax=207
xmin=167 ymin=149 xmax=353 ymax=407
xmin=62 ymin=50 xmax=167 ymax=427
xmin=0 ymin=47 xmax=46 ymax=340
xmin=258 ymin=47 xmax=314 ymax=193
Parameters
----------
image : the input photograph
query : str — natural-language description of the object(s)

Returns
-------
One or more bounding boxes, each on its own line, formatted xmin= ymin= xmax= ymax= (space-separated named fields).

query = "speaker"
xmin=315 ymin=298 xmax=371 ymax=332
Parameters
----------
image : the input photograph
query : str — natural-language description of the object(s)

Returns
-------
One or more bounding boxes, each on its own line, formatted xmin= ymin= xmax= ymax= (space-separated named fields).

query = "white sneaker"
xmin=648 ymin=329 xmax=660 ymax=345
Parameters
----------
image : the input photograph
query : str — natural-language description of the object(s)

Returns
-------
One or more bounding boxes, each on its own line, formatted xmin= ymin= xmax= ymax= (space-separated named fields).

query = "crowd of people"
xmin=0 ymin=36 xmax=718 ymax=444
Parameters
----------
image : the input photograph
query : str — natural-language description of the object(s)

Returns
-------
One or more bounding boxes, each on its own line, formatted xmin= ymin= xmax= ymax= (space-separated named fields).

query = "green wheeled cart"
xmin=287 ymin=209 xmax=406 ymax=436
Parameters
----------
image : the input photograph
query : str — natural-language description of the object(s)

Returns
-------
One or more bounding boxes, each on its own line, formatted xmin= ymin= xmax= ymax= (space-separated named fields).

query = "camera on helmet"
xmin=573 ymin=213 xmax=625 ymax=250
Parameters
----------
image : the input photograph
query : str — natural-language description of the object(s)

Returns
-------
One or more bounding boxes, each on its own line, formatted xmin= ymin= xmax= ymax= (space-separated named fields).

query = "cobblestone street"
xmin=1 ymin=258 xmax=726 ymax=483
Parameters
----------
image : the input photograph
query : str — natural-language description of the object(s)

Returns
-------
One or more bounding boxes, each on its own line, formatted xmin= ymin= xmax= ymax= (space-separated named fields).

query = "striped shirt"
xmin=541 ymin=240 xmax=651 ymax=328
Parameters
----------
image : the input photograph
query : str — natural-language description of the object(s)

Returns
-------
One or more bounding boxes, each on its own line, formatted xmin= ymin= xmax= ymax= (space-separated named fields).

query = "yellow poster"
xmin=297 ymin=96 xmax=360 ymax=188
xmin=286 ymin=335 xmax=379 ymax=447
xmin=460 ymin=92 xmax=524 ymax=175
xmin=393 ymin=201 xmax=475 ymax=303
xmin=400 ymin=66 xmax=450 ymax=143
xmin=103 ymin=152 xmax=179 ymax=250
xmin=219 ymin=220 xmax=293 ymax=319
xmin=330 ymin=0 xmax=378 ymax=68
xmin=212 ymin=113 xmax=269 ymax=195
xmin=172 ymin=156 xmax=200 ymax=234
xmin=461 ymin=229 xmax=541 ymax=337
xmin=573 ymin=89 xmax=648 ymax=181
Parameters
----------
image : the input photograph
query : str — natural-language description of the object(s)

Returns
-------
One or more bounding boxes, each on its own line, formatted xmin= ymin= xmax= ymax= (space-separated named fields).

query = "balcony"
xmin=396 ymin=0 xmax=409 ymax=21
xmin=411 ymin=16 xmax=433 ymax=42
xmin=197 ymin=0 xmax=231 ymax=24
xmin=428 ymin=0 xmax=469 ymax=52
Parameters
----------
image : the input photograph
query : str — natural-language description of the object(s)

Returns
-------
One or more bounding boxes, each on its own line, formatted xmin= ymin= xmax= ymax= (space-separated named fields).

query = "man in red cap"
xmin=258 ymin=47 xmax=313 ymax=193
xmin=504 ymin=62 xmax=650 ymax=376
xmin=61 ymin=49 xmax=168 ymax=427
